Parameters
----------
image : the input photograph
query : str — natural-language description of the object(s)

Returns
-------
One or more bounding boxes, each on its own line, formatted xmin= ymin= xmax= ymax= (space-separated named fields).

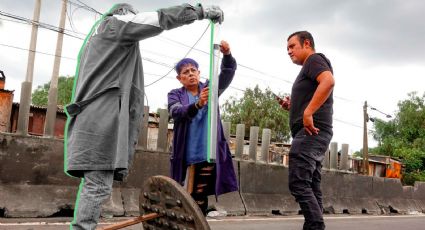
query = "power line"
xmin=0 ymin=11 xmax=85 ymax=40
xmin=158 ymin=35 xmax=294 ymax=85
xmin=68 ymin=0 xmax=101 ymax=15
xmin=144 ymin=23 xmax=210 ymax=87
xmin=0 ymin=9 xmax=378 ymax=129
xmin=0 ymin=16 xmax=30 ymax=25
xmin=2 ymin=8 xmax=357 ymax=104
xmin=0 ymin=42 xmax=190 ymax=71
xmin=158 ymin=35 xmax=367 ymax=104
xmin=0 ymin=43 xmax=76 ymax=60
xmin=0 ymin=43 xmax=363 ymax=129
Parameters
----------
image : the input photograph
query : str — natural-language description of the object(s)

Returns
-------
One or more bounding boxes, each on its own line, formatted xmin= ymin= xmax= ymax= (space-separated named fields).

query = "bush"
xmin=402 ymin=171 xmax=425 ymax=185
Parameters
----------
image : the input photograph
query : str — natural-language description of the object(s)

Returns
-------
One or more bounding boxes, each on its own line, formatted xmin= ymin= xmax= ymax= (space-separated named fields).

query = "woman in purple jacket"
xmin=167 ymin=40 xmax=238 ymax=215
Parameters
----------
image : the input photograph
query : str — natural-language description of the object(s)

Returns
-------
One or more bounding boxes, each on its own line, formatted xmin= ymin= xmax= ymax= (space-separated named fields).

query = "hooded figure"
xmin=65 ymin=3 xmax=224 ymax=229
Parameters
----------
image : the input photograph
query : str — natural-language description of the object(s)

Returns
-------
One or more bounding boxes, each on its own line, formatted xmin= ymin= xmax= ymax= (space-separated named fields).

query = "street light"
xmin=363 ymin=102 xmax=393 ymax=175
xmin=370 ymin=107 xmax=392 ymax=119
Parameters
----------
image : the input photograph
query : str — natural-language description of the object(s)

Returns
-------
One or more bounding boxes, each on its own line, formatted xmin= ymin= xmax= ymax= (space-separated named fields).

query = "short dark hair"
xmin=287 ymin=31 xmax=315 ymax=50
xmin=175 ymin=58 xmax=199 ymax=74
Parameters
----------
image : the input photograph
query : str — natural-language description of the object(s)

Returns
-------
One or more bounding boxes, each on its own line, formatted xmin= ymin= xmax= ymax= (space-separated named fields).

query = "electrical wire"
xmin=0 ymin=43 xmax=76 ymax=60
xmin=0 ymin=11 xmax=85 ymax=40
xmin=1 ymin=9 xmax=363 ymax=106
xmin=0 ymin=7 xmax=373 ymax=130
xmin=144 ymin=23 xmax=210 ymax=87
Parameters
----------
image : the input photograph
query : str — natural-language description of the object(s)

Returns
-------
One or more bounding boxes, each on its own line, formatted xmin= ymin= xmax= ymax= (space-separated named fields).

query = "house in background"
xmin=351 ymin=155 xmax=403 ymax=179
xmin=9 ymin=103 xmax=67 ymax=138
xmin=0 ymin=71 xmax=14 ymax=133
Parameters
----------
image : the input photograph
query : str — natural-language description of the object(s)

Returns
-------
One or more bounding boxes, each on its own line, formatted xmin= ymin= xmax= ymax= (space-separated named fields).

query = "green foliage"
xmin=402 ymin=171 xmax=425 ymax=186
xmin=32 ymin=76 xmax=75 ymax=106
xmin=221 ymin=85 xmax=291 ymax=142
xmin=371 ymin=92 xmax=425 ymax=185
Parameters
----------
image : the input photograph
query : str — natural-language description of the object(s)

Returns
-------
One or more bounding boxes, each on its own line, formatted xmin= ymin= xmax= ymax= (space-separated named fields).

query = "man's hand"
xmin=279 ymin=96 xmax=291 ymax=111
xmin=275 ymin=94 xmax=290 ymax=111
xmin=219 ymin=40 xmax=231 ymax=55
xmin=198 ymin=87 xmax=209 ymax=107
xmin=303 ymin=110 xmax=319 ymax=135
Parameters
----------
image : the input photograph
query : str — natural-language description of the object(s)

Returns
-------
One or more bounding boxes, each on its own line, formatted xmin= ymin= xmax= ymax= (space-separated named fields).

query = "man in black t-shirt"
xmin=282 ymin=31 xmax=335 ymax=230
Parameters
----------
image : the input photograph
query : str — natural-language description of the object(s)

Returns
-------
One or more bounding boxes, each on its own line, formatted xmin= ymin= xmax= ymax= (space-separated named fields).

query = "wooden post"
xmin=260 ymin=129 xmax=271 ymax=163
xmin=186 ymin=165 xmax=195 ymax=194
xmin=248 ymin=126 xmax=259 ymax=161
xmin=156 ymin=109 xmax=168 ymax=152
xmin=363 ymin=101 xmax=370 ymax=175
xmin=235 ymin=124 xmax=245 ymax=159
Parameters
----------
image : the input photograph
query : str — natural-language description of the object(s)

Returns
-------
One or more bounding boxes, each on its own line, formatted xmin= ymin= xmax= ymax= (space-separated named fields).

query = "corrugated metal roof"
xmin=0 ymin=89 xmax=14 ymax=93
xmin=13 ymin=102 xmax=65 ymax=113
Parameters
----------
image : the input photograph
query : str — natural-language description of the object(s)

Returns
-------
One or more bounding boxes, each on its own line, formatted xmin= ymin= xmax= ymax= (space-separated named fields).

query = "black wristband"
xmin=195 ymin=101 xmax=201 ymax=109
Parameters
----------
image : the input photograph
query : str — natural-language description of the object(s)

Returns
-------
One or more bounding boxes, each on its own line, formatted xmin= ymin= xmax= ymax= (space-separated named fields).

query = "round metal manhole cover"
xmin=140 ymin=175 xmax=210 ymax=230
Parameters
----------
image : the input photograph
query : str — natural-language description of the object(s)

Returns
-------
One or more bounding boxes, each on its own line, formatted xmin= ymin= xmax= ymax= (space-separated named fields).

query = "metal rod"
xmin=99 ymin=213 xmax=160 ymax=230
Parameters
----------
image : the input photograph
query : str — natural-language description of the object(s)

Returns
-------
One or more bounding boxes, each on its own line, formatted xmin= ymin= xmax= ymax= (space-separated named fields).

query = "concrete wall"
xmin=1 ymin=133 xmax=425 ymax=217
xmin=238 ymin=161 xmax=298 ymax=215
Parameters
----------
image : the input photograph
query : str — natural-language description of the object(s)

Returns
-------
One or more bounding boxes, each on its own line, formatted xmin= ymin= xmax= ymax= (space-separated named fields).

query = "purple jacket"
xmin=167 ymin=54 xmax=238 ymax=196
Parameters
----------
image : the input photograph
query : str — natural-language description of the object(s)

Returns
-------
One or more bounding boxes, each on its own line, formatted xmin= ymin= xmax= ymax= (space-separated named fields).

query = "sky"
xmin=1 ymin=0 xmax=424 ymax=153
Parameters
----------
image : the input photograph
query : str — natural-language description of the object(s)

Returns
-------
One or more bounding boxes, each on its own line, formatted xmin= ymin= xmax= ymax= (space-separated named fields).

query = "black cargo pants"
xmin=288 ymin=129 xmax=332 ymax=230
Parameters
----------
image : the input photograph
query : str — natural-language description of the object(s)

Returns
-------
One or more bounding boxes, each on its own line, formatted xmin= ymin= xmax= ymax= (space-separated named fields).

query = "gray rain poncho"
xmin=65 ymin=3 xmax=204 ymax=180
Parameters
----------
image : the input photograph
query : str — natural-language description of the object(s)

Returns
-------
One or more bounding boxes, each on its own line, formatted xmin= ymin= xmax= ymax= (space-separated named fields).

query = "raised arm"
xmin=111 ymin=4 xmax=223 ymax=41
xmin=218 ymin=41 xmax=237 ymax=96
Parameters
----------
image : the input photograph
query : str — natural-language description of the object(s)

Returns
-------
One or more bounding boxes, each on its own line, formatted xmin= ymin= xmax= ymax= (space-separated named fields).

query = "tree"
xmin=32 ymin=76 xmax=75 ymax=106
xmin=370 ymin=92 xmax=425 ymax=185
xmin=221 ymin=85 xmax=291 ymax=142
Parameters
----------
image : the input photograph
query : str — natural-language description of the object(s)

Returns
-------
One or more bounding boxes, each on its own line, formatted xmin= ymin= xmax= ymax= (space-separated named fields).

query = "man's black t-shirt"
xmin=289 ymin=53 xmax=333 ymax=137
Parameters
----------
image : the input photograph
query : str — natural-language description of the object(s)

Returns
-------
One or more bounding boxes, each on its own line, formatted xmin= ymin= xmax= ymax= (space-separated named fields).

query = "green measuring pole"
xmin=207 ymin=21 xmax=221 ymax=162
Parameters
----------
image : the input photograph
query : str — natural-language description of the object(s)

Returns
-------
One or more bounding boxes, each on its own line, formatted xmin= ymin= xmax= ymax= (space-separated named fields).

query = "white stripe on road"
xmin=0 ymin=222 xmax=72 ymax=226
xmin=1 ymin=214 xmax=424 ymax=225
xmin=207 ymin=214 xmax=425 ymax=222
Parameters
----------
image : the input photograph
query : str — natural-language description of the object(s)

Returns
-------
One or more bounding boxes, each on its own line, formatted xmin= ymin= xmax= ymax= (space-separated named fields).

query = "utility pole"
xmin=44 ymin=0 xmax=67 ymax=137
xmin=16 ymin=0 xmax=41 ymax=135
xmin=363 ymin=101 xmax=369 ymax=175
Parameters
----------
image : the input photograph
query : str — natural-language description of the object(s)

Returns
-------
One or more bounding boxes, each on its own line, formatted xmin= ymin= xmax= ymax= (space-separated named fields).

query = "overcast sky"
xmin=1 ymin=0 xmax=424 ymax=152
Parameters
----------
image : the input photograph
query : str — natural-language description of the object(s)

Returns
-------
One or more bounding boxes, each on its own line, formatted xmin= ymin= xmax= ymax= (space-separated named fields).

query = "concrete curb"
xmin=238 ymin=161 xmax=299 ymax=215
xmin=0 ymin=185 xmax=77 ymax=217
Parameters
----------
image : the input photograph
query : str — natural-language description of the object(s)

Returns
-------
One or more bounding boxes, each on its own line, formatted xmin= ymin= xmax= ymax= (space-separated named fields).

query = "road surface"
xmin=1 ymin=214 xmax=424 ymax=230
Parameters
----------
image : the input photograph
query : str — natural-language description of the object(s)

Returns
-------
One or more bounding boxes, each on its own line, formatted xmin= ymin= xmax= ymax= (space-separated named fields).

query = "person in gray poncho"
xmin=65 ymin=3 xmax=224 ymax=229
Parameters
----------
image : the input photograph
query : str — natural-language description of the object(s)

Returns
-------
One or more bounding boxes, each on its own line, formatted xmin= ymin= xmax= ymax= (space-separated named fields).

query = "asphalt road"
xmin=1 ymin=214 xmax=424 ymax=230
